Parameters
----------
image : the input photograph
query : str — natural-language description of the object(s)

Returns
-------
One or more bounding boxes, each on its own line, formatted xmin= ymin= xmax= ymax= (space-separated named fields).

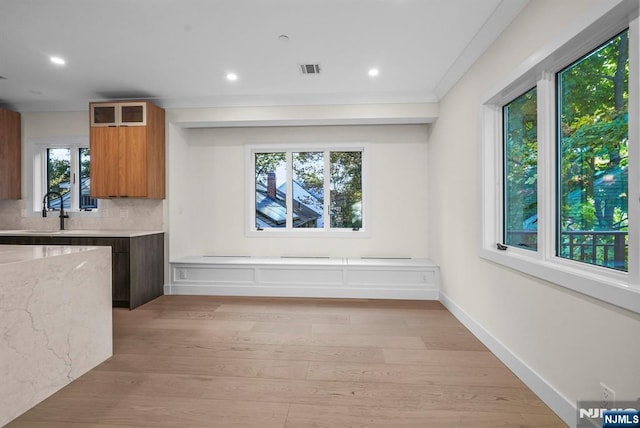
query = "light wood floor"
xmin=7 ymin=296 xmax=567 ymax=427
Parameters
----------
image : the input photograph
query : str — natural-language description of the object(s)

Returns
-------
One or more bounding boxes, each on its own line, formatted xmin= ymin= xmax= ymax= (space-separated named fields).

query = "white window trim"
xmin=28 ymin=136 xmax=100 ymax=217
xmin=245 ymin=143 xmax=371 ymax=238
xmin=480 ymin=1 xmax=640 ymax=314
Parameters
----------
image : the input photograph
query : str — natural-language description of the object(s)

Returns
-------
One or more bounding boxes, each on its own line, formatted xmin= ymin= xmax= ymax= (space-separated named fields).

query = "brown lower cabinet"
xmin=0 ymin=233 xmax=163 ymax=309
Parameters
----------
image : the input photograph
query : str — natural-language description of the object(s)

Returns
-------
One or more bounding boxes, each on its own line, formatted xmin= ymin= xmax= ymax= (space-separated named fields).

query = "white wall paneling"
xmin=169 ymin=257 xmax=439 ymax=300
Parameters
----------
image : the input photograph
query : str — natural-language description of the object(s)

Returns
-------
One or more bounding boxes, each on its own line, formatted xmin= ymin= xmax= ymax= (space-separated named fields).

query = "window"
xmin=330 ymin=151 xmax=363 ymax=229
xmin=480 ymin=3 xmax=639 ymax=314
xmin=248 ymin=145 xmax=367 ymax=235
xmin=255 ymin=152 xmax=287 ymax=228
xmin=45 ymin=148 xmax=71 ymax=210
xmin=32 ymin=138 xmax=98 ymax=214
xmin=79 ymin=148 xmax=97 ymax=210
xmin=293 ymin=151 xmax=324 ymax=228
xmin=503 ymin=88 xmax=538 ymax=251
xmin=557 ymin=31 xmax=629 ymax=271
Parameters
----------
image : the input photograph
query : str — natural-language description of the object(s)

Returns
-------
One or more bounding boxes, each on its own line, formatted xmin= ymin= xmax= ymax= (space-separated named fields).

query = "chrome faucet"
xmin=42 ymin=191 xmax=69 ymax=230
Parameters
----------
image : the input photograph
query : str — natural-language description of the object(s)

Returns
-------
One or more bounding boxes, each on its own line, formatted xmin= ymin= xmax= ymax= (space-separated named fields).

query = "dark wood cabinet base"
xmin=0 ymin=233 xmax=164 ymax=309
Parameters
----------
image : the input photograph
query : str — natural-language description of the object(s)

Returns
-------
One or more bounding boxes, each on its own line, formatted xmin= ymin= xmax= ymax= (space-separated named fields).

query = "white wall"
xmin=166 ymin=123 xmax=191 ymax=259
xmin=168 ymin=124 xmax=429 ymax=260
xmin=428 ymin=0 xmax=640 ymax=421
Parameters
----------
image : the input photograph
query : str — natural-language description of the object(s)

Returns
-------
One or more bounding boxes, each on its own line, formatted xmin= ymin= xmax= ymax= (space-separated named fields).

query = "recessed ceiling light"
xmin=226 ymin=73 xmax=238 ymax=81
xmin=50 ymin=56 xmax=66 ymax=66
xmin=368 ymin=68 xmax=379 ymax=77
xmin=278 ymin=35 xmax=289 ymax=42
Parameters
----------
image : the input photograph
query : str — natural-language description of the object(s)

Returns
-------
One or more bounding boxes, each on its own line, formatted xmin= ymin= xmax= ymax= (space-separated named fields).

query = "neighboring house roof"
xmin=47 ymin=189 xmax=72 ymax=210
xmin=255 ymin=188 xmax=287 ymax=225
xmin=256 ymin=180 xmax=323 ymax=228
xmin=46 ymin=177 xmax=95 ymax=209
xmin=287 ymin=181 xmax=324 ymax=216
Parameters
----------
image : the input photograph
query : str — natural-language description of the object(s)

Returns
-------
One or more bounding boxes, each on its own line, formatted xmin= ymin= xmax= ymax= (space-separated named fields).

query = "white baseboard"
xmin=165 ymin=282 xmax=438 ymax=300
xmin=438 ymin=291 xmax=576 ymax=427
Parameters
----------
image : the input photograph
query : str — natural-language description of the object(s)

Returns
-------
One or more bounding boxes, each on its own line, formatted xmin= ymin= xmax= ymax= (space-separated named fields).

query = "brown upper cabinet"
xmin=89 ymin=101 xmax=165 ymax=199
xmin=0 ymin=108 xmax=21 ymax=200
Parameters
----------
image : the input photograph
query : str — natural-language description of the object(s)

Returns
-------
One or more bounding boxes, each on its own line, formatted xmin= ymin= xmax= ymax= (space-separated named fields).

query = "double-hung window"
xmin=32 ymin=137 xmax=98 ymax=214
xmin=481 ymin=3 xmax=639 ymax=314
xmin=247 ymin=144 xmax=368 ymax=235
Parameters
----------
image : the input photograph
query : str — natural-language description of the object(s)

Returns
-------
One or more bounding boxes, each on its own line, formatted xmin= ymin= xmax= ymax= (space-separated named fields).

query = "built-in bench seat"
xmin=168 ymin=256 xmax=439 ymax=300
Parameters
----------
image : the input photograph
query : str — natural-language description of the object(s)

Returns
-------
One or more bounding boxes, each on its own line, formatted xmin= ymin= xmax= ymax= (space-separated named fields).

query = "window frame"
xmin=28 ymin=136 xmax=100 ymax=217
xmin=480 ymin=3 xmax=640 ymax=314
xmin=245 ymin=143 xmax=370 ymax=238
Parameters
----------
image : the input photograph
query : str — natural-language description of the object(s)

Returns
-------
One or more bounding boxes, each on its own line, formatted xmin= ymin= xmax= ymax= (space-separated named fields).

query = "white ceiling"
xmin=0 ymin=0 xmax=527 ymax=113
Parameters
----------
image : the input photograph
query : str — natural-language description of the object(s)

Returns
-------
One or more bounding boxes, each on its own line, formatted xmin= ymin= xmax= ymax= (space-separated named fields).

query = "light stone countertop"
xmin=0 ymin=229 xmax=164 ymax=238
xmin=0 ymin=243 xmax=112 ymax=426
xmin=0 ymin=244 xmax=103 ymax=266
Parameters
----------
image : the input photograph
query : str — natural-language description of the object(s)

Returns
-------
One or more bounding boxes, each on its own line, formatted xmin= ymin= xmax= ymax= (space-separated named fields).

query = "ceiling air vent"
xmin=299 ymin=64 xmax=321 ymax=75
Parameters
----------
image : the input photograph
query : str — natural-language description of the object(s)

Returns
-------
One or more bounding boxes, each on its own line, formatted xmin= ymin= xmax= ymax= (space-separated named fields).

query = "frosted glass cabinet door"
xmin=119 ymin=103 xmax=146 ymax=126
xmin=90 ymin=102 xmax=147 ymax=126
xmin=90 ymin=103 xmax=118 ymax=126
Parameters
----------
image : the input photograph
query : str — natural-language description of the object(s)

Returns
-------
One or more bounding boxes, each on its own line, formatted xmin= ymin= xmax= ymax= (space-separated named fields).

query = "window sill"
xmin=479 ymin=247 xmax=640 ymax=315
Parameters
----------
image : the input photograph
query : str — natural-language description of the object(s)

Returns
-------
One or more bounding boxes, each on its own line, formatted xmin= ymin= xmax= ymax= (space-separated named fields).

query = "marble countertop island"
xmin=0 ymin=244 xmax=103 ymax=263
xmin=0 ymin=229 xmax=163 ymax=237
xmin=0 ymin=244 xmax=113 ymax=426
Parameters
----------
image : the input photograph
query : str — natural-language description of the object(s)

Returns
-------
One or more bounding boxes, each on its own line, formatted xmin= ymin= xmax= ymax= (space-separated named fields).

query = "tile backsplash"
xmin=0 ymin=199 xmax=164 ymax=231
